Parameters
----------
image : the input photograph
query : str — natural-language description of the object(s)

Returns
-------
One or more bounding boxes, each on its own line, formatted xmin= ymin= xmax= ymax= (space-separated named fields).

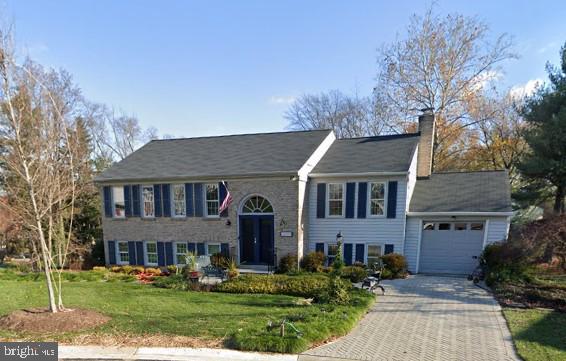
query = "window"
xmin=327 ymin=244 xmax=339 ymax=265
xmin=438 ymin=223 xmax=451 ymax=230
xmin=369 ymin=182 xmax=386 ymax=216
xmin=145 ymin=242 xmax=158 ymax=265
xmin=175 ymin=242 xmax=187 ymax=264
xmin=423 ymin=222 xmax=435 ymax=230
xmin=242 ymin=195 xmax=273 ymax=213
xmin=117 ymin=241 xmax=129 ymax=264
xmin=471 ymin=223 xmax=484 ymax=231
xmin=207 ymin=243 xmax=221 ymax=255
xmin=327 ymin=183 xmax=344 ymax=216
xmin=142 ymin=186 xmax=154 ymax=217
xmin=172 ymin=184 xmax=186 ymax=217
xmin=205 ymin=184 xmax=219 ymax=216
xmin=113 ymin=187 xmax=125 ymax=218
xmin=367 ymin=245 xmax=382 ymax=267
xmin=455 ymin=223 xmax=467 ymax=231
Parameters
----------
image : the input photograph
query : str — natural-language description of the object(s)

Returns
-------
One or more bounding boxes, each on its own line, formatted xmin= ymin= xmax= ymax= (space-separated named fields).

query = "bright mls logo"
xmin=0 ymin=343 xmax=57 ymax=361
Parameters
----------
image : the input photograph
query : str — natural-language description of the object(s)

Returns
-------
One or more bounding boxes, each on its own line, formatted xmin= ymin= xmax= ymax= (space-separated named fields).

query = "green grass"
xmin=503 ymin=308 xmax=566 ymax=361
xmin=0 ymin=273 xmax=374 ymax=353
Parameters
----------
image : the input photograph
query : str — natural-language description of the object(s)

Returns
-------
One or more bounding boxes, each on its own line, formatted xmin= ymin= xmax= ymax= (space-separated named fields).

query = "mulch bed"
xmin=493 ymin=282 xmax=566 ymax=312
xmin=0 ymin=308 xmax=110 ymax=333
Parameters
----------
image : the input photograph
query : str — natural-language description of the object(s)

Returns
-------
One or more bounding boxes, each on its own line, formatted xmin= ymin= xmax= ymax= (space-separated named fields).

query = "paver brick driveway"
xmin=301 ymin=276 xmax=518 ymax=361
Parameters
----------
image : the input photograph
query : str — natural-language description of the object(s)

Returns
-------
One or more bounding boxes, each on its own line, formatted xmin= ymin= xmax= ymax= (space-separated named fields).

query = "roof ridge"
xmin=339 ymin=132 xmax=420 ymax=141
xmin=150 ymin=129 xmax=333 ymax=142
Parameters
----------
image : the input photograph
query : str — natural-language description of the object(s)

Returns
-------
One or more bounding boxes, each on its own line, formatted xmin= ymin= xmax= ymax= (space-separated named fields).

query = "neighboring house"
xmin=95 ymin=109 xmax=512 ymax=274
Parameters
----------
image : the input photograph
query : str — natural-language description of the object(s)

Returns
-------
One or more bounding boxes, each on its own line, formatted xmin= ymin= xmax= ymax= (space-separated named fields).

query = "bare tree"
xmin=285 ymin=90 xmax=389 ymax=138
xmin=0 ymin=30 xmax=87 ymax=312
xmin=376 ymin=7 xmax=517 ymax=170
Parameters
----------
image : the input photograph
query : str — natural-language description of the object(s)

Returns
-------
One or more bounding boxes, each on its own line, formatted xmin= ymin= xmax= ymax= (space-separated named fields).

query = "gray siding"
xmin=307 ymin=176 xmax=408 ymax=260
xmin=404 ymin=217 xmax=421 ymax=273
xmin=486 ymin=217 xmax=510 ymax=245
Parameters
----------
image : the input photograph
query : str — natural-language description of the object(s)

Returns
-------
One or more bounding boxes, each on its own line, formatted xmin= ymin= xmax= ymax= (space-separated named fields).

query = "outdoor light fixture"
xmin=336 ymin=231 xmax=343 ymax=244
xmin=225 ymin=219 xmax=232 ymax=226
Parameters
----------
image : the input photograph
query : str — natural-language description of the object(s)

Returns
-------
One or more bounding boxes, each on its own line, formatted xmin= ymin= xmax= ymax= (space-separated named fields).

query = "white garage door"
xmin=419 ymin=221 xmax=485 ymax=274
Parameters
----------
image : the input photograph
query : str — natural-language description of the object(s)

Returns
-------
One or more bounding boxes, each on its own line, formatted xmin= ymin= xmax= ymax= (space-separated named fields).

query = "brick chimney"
xmin=417 ymin=108 xmax=435 ymax=178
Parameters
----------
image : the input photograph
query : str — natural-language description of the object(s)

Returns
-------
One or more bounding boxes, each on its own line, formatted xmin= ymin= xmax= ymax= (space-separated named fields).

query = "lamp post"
xmin=336 ymin=231 xmax=343 ymax=245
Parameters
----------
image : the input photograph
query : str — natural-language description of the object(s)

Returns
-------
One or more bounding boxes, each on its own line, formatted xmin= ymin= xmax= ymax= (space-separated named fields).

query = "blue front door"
xmin=239 ymin=215 xmax=274 ymax=265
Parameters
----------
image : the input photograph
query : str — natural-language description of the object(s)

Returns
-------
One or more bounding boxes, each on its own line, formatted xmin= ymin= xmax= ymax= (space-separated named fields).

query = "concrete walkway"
xmin=301 ymin=276 xmax=518 ymax=361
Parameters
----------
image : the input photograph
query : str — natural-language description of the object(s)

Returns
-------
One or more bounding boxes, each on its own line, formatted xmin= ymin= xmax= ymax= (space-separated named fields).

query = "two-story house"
xmin=96 ymin=110 xmax=512 ymax=274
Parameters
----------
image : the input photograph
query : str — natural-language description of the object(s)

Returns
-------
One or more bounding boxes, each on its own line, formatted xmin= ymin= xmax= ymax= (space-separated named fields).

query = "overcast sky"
xmin=4 ymin=0 xmax=566 ymax=137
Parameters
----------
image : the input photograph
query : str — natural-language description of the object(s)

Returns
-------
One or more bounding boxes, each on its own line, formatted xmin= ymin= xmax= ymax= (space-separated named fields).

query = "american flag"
xmin=219 ymin=181 xmax=233 ymax=214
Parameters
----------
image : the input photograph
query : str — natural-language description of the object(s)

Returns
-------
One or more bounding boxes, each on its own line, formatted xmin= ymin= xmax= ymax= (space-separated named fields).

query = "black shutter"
xmin=132 ymin=185 xmax=141 ymax=217
xmin=357 ymin=182 xmax=367 ymax=218
xmin=165 ymin=242 xmax=174 ymax=265
xmin=197 ymin=243 xmax=205 ymax=256
xmin=185 ymin=183 xmax=194 ymax=217
xmin=103 ymin=186 xmax=113 ymax=217
xmin=188 ymin=242 xmax=196 ymax=254
xmin=387 ymin=181 xmax=398 ymax=218
xmin=316 ymin=183 xmax=326 ymax=218
xmin=355 ymin=244 xmax=365 ymax=263
xmin=194 ymin=183 xmax=204 ymax=217
xmin=124 ymin=186 xmax=132 ymax=217
xmin=345 ymin=182 xmax=356 ymax=218
xmin=154 ymin=184 xmax=162 ymax=217
xmin=135 ymin=241 xmax=144 ymax=265
xmin=343 ymin=243 xmax=353 ymax=266
xmin=157 ymin=241 xmax=165 ymax=266
xmin=315 ymin=243 xmax=324 ymax=253
xmin=384 ymin=244 xmax=394 ymax=254
xmin=128 ymin=241 xmax=136 ymax=265
xmin=219 ymin=182 xmax=228 ymax=217
xmin=107 ymin=240 xmax=116 ymax=264
xmin=221 ymin=243 xmax=229 ymax=257
xmin=162 ymin=184 xmax=171 ymax=217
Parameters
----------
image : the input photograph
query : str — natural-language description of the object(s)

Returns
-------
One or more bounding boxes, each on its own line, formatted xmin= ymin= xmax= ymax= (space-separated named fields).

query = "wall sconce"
xmin=225 ymin=219 xmax=231 ymax=226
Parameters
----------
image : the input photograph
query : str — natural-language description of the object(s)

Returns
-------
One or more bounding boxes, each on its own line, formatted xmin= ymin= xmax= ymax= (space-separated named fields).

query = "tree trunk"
xmin=554 ymin=185 xmax=565 ymax=214
xmin=37 ymin=219 xmax=58 ymax=313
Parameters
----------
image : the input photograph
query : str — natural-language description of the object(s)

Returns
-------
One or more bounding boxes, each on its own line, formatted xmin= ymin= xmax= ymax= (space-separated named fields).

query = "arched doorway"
xmin=239 ymin=195 xmax=274 ymax=265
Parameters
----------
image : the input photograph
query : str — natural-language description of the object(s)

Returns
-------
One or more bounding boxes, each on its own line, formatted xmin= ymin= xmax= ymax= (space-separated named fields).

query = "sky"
xmin=3 ymin=0 xmax=566 ymax=137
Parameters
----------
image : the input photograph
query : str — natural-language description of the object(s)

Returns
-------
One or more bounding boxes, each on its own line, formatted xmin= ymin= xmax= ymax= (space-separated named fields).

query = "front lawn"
xmin=0 ymin=273 xmax=374 ymax=353
xmin=503 ymin=308 xmax=566 ymax=361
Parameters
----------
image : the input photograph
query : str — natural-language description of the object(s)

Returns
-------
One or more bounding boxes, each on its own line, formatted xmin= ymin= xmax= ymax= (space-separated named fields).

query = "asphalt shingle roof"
xmin=409 ymin=170 xmax=512 ymax=213
xmin=95 ymin=130 xmax=332 ymax=182
xmin=311 ymin=133 xmax=420 ymax=174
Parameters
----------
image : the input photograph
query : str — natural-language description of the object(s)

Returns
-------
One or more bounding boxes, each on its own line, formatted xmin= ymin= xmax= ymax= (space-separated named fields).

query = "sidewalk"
xmin=59 ymin=346 xmax=298 ymax=361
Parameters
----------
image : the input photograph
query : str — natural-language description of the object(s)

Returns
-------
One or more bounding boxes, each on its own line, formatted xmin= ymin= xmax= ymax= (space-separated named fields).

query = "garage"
xmin=419 ymin=221 xmax=485 ymax=274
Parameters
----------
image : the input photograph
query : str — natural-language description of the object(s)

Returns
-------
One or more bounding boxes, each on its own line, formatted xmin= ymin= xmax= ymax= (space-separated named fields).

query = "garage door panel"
xmin=419 ymin=223 xmax=484 ymax=274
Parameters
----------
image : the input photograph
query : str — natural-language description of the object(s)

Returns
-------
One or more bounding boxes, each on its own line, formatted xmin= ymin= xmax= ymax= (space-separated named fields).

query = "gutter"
xmin=309 ymin=171 xmax=407 ymax=178
xmin=94 ymin=171 xmax=298 ymax=185
xmin=406 ymin=211 xmax=514 ymax=217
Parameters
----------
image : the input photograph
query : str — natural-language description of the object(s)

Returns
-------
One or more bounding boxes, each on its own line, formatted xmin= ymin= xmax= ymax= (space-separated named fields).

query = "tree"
xmin=518 ymin=43 xmax=566 ymax=214
xmin=285 ymin=90 xmax=391 ymax=138
xmin=0 ymin=30 xmax=87 ymax=312
xmin=376 ymin=8 xmax=516 ymax=170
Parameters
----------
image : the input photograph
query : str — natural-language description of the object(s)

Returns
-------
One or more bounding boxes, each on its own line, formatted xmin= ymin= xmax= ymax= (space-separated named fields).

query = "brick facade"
xmin=102 ymin=177 xmax=299 ymax=265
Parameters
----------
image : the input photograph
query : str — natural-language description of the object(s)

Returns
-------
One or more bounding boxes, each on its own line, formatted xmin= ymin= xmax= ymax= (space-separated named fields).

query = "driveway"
xmin=300 ymin=276 xmax=518 ymax=361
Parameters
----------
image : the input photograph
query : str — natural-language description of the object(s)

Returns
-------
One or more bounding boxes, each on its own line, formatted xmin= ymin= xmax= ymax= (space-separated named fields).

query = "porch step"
xmin=238 ymin=264 xmax=272 ymax=274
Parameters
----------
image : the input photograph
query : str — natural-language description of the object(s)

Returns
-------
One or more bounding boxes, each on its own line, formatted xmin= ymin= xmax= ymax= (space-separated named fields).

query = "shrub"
xmin=152 ymin=274 xmax=186 ymax=290
xmin=130 ymin=266 xmax=145 ymax=274
xmin=380 ymin=268 xmax=393 ymax=279
xmin=110 ymin=266 xmax=122 ymax=273
xmin=278 ymin=254 xmax=298 ymax=274
xmin=215 ymin=274 xmax=332 ymax=300
xmin=482 ymin=243 xmax=529 ymax=286
xmin=92 ymin=266 xmax=107 ymax=272
xmin=381 ymin=253 xmax=407 ymax=278
xmin=144 ymin=267 xmax=162 ymax=276
xmin=120 ymin=265 xmax=133 ymax=274
xmin=317 ymin=275 xmax=351 ymax=305
xmin=342 ymin=266 xmax=367 ymax=283
xmin=210 ymin=253 xmax=228 ymax=268
xmin=301 ymin=252 xmax=325 ymax=273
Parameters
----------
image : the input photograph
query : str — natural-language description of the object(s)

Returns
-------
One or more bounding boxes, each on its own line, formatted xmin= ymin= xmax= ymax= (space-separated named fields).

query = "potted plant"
xmin=183 ymin=251 xmax=200 ymax=280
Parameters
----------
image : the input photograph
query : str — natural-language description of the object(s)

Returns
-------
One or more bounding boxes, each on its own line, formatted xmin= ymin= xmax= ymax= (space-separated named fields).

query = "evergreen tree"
xmin=518 ymin=42 xmax=566 ymax=214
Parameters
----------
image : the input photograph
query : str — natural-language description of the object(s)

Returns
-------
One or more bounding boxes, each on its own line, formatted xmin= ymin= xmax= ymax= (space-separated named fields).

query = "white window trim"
xmin=144 ymin=241 xmax=158 ymax=266
xmin=207 ymin=243 xmax=221 ymax=256
xmin=367 ymin=181 xmax=387 ymax=218
xmin=326 ymin=183 xmax=345 ymax=218
xmin=174 ymin=241 xmax=188 ymax=265
xmin=204 ymin=183 xmax=220 ymax=218
xmin=112 ymin=186 xmax=125 ymax=219
xmin=116 ymin=241 xmax=129 ymax=265
xmin=171 ymin=184 xmax=186 ymax=218
xmin=365 ymin=243 xmax=383 ymax=265
xmin=142 ymin=185 xmax=155 ymax=218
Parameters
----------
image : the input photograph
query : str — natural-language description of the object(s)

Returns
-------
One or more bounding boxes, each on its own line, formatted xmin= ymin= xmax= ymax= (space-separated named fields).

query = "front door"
xmin=239 ymin=215 xmax=274 ymax=265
